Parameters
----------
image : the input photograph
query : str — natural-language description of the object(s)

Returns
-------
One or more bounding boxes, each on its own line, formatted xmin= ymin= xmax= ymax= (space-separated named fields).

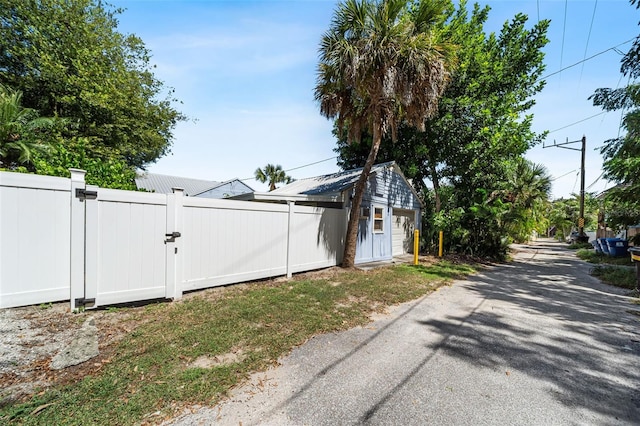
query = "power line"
xmin=551 ymin=169 xmax=578 ymax=181
xmin=536 ymin=39 xmax=633 ymax=136
xmin=559 ymin=0 xmax=568 ymax=80
xmin=536 ymin=38 xmax=633 ymax=84
xmin=578 ymin=0 xmax=598 ymax=88
xmin=286 ymin=156 xmax=337 ymax=173
xmin=571 ymin=170 xmax=580 ymax=194
xmin=547 ymin=112 xmax=608 ymax=134
xmin=242 ymin=39 xmax=635 ymax=187
xmin=240 ymin=156 xmax=338 ymax=181
xmin=586 ymin=171 xmax=604 ymax=190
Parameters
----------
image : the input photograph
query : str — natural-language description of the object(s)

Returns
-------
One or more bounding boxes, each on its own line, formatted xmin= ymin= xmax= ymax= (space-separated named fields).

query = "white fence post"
xmin=69 ymin=169 xmax=86 ymax=311
xmin=166 ymin=187 xmax=184 ymax=300
xmin=286 ymin=201 xmax=294 ymax=278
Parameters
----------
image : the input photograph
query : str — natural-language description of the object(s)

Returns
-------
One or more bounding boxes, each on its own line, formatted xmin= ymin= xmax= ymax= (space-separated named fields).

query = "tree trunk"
xmin=429 ymin=160 xmax=441 ymax=213
xmin=342 ymin=124 xmax=383 ymax=268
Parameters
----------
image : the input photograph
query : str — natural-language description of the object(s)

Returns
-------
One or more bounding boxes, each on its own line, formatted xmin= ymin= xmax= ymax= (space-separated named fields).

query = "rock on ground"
xmin=50 ymin=317 xmax=99 ymax=370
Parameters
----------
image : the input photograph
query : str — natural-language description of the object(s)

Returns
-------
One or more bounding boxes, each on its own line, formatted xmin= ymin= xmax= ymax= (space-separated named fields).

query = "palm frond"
xmin=315 ymin=0 xmax=455 ymax=145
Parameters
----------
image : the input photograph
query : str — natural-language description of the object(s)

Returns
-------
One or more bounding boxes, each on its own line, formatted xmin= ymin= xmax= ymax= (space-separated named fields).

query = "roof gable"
xmin=192 ymin=178 xmax=254 ymax=197
xmin=271 ymin=161 xmax=397 ymax=197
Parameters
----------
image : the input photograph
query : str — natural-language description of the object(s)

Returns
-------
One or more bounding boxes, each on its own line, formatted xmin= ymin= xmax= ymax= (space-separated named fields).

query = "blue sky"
xmin=110 ymin=0 xmax=638 ymax=198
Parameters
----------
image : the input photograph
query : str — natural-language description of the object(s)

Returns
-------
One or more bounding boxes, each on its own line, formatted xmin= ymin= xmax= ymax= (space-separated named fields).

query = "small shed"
xmin=135 ymin=173 xmax=253 ymax=198
xmin=233 ymin=161 xmax=422 ymax=264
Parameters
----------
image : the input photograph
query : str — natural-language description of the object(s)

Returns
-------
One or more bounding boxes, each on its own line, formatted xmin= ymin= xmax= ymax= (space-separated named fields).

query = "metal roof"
xmin=270 ymin=161 xmax=397 ymax=197
xmin=230 ymin=161 xmax=422 ymax=207
xmin=135 ymin=173 xmax=221 ymax=196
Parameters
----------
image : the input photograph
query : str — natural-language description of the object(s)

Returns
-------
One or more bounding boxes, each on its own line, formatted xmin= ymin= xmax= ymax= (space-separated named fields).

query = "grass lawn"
xmin=576 ymin=248 xmax=633 ymax=266
xmin=576 ymin=248 xmax=638 ymax=291
xmin=1 ymin=260 xmax=476 ymax=425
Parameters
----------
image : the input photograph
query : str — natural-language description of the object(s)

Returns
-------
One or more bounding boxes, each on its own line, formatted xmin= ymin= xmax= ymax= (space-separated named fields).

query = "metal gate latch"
xmin=165 ymin=231 xmax=181 ymax=243
xmin=75 ymin=188 xmax=98 ymax=200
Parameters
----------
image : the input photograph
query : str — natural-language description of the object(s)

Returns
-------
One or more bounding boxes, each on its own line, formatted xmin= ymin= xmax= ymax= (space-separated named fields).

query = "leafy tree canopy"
xmin=591 ymin=0 xmax=640 ymax=219
xmin=0 ymin=0 xmax=186 ymax=173
xmin=547 ymin=194 xmax=599 ymax=240
xmin=335 ymin=0 xmax=550 ymax=258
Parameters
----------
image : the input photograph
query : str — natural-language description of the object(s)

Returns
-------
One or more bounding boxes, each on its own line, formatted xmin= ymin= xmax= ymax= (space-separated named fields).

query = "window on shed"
xmin=360 ymin=206 xmax=370 ymax=219
xmin=373 ymin=207 xmax=384 ymax=232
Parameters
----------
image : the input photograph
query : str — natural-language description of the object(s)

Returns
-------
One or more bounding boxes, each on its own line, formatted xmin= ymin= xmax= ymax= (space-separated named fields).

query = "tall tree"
xmin=336 ymin=1 xmax=549 ymax=258
xmin=548 ymin=194 xmax=598 ymax=240
xmin=497 ymin=158 xmax=551 ymax=242
xmin=254 ymin=164 xmax=293 ymax=191
xmin=591 ymin=0 xmax=640 ymax=216
xmin=316 ymin=0 xmax=454 ymax=267
xmin=0 ymin=0 xmax=185 ymax=171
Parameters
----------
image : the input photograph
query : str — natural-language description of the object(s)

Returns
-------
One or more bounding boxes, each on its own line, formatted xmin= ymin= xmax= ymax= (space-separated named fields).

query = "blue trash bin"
xmin=606 ymin=238 xmax=628 ymax=257
xmin=592 ymin=240 xmax=602 ymax=254
xmin=598 ymin=238 xmax=610 ymax=255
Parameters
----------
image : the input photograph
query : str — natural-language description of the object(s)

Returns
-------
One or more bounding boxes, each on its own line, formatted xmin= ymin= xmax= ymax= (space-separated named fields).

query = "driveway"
xmin=169 ymin=239 xmax=640 ymax=425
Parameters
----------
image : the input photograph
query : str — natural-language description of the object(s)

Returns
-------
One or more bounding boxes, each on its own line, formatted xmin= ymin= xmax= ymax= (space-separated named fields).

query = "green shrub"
xmin=590 ymin=265 xmax=637 ymax=289
xmin=576 ymin=249 xmax=633 ymax=266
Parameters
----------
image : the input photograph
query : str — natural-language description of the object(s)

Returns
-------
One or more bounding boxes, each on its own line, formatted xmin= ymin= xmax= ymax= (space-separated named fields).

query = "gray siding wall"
xmin=355 ymin=168 xmax=421 ymax=263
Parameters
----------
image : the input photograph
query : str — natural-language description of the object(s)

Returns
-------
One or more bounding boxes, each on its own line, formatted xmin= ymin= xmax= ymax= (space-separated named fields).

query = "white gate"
xmin=83 ymin=187 xmax=173 ymax=307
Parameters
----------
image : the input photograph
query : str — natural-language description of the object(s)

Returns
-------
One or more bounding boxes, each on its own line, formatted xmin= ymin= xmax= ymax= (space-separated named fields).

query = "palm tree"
xmin=254 ymin=163 xmax=293 ymax=191
xmin=499 ymin=158 xmax=552 ymax=242
xmin=0 ymin=85 xmax=54 ymax=168
xmin=315 ymin=0 xmax=455 ymax=267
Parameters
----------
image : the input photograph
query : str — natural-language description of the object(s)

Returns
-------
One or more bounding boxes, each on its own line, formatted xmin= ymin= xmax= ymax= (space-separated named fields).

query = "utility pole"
xmin=579 ymin=135 xmax=586 ymax=241
xmin=543 ymin=135 xmax=588 ymax=242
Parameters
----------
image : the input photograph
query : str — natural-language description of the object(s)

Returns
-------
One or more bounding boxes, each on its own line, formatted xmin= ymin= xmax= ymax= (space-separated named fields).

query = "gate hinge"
xmin=76 ymin=188 xmax=98 ymax=200
xmin=74 ymin=298 xmax=96 ymax=307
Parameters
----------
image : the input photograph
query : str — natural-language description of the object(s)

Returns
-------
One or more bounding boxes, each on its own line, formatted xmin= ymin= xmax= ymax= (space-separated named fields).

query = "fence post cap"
xmin=69 ymin=168 xmax=86 ymax=182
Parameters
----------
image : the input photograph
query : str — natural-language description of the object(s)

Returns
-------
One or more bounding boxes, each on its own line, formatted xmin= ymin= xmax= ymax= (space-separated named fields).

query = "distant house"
xmin=135 ymin=173 xmax=253 ymax=198
xmin=595 ymin=186 xmax=634 ymax=240
xmin=232 ymin=161 xmax=422 ymax=264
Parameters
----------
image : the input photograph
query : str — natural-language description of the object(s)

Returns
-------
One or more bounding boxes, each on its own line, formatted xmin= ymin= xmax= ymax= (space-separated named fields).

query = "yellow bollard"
xmin=438 ymin=230 xmax=444 ymax=257
xmin=413 ymin=229 xmax=419 ymax=265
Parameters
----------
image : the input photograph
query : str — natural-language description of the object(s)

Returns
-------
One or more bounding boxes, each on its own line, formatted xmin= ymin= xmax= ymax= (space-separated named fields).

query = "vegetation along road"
xmin=170 ymin=239 xmax=640 ymax=425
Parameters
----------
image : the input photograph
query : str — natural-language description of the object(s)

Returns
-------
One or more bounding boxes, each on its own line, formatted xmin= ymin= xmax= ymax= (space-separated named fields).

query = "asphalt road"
xmin=169 ymin=239 xmax=640 ymax=425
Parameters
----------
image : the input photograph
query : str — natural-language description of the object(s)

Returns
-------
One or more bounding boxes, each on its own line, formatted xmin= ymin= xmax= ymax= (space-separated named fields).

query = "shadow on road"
xmin=238 ymin=241 xmax=640 ymax=425
xmin=405 ymin=245 xmax=640 ymax=422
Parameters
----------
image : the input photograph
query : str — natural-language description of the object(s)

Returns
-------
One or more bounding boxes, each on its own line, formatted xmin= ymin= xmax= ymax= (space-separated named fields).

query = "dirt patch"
xmin=189 ymin=350 xmax=245 ymax=369
xmin=0 ymin=302 xmax=150 ymax=406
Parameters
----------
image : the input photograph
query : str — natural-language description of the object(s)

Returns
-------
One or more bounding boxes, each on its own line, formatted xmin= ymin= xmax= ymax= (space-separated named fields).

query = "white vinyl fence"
xmin=0 ymin=170 xmax=346 ymax=310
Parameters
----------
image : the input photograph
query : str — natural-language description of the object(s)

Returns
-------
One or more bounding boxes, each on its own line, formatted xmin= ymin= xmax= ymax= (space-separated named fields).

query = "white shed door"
xmin=392 ymin=209 xmax=414 ymax=256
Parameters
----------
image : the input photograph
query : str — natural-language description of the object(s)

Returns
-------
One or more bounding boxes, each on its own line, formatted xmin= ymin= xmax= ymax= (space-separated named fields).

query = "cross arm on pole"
xmin=542 ymin=136 xmax=589 ymax=242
